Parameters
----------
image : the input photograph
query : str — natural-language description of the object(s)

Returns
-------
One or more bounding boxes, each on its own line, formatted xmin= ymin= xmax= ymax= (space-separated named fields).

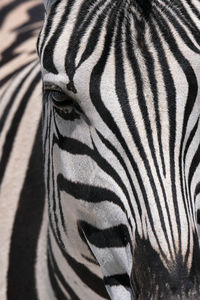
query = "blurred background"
xmin=0 ymin=0 xmax=43 ymax=96
xmin=0 ymin=2 xmax=45 ymax=299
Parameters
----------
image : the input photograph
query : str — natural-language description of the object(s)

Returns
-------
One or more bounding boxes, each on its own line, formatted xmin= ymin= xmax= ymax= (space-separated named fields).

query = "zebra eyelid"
xmin=43 ymin=82 xmax=64 ymax=93
xmin=43 ymin=83 xmax=78 ymax=107
xmin=43 ymin=83 xmax=73 ymax=104
xmin=43 ymin=82 xmax=85 ymax=116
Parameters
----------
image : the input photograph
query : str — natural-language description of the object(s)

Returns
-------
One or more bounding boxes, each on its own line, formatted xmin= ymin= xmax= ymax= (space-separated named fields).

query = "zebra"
xmin=38 ymin=0 xmax=200 ymax=298
xmin=1 ymin=0 xmax=200 ymax=299
xmin=1 ymin=2 xmax=107 ymax=299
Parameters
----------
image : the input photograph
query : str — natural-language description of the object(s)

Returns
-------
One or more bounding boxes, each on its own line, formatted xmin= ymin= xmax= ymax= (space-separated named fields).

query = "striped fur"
xmin=38 ymin=0 xmax=200 ymax=298
xmin=1 ymin=0 xmax=200 ymax=299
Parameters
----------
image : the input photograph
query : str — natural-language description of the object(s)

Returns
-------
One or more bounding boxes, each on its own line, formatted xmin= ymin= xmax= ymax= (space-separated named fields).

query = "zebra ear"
xmin=43 ymin=0 xmax=57 ymax=12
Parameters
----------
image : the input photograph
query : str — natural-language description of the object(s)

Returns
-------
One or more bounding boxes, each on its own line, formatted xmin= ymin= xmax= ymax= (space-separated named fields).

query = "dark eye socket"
xmin=43 ymin=84 xmax=84 ymax=117
xmin=50 ymin=90 xmax=74 ymax=109
xmin=43 ymin=84 xmax=91 ymax=124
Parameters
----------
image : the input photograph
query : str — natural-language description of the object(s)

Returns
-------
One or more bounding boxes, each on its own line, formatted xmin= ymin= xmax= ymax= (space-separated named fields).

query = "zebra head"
xmin=38 ymin=0 xmax=200 ymax=299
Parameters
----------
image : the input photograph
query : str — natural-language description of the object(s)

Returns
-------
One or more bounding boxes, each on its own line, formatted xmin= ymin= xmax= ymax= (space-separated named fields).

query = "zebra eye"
xmin=44 ymin=85 xmax=84 ymax=121
xmin=50 ymin=90 xmax=74 ymax=109
xmin=43 ymin=83 xmax=85 ymax=122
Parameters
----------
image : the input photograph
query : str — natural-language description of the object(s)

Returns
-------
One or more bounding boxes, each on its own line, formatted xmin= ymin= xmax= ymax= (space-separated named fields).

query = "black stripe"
xmin=96 ymin=130 xmax=142 ymax=219
xmin=195 ymin=183 xmax=200 ymax=198
xmin=51 ymin=119 xmax=67 ymax=249
xmin=197 ymin=209 xmax=200 ymax=225
xmin=153 ymin=6 xmax=198 ymax=261
xmin=163 ymin=0 xmax=200 ymax=46
xmin=38 ymin=0 xmax=59 ymax=57
xmin=1 ymin=15 xmax=42 ymax=67
xmin=117 ymin=10 xmax=174 ymax=258
xmin=47 ymin=251 xmax=69 ymax=300
xmin=77 ymin=1 xmax=114 ymax=68
xmin=187 ymin=1 xmax=200 ymax=20
xmin=48 ymin=235 xmax=81 ymax=300
xmin=188 ymin=144 xmax=200 ymax=191
xmin=53 ymin=130 xmax=131 ymax=215
xmin=49 ymin=221 xmax=109 ymax=299
xmin=7 ymin=119 xmax=45 ymax=300
xmin=135 ymin=22 xmax=166 ymax=177
xmin=135 ymin=0 xmax=152 ymax=20
xmin=0 ymin=60 xmax=36 ymax=89
xmin=79 ymin=221 xmax=131 ymax=248
xmin=124 ymin=12 xmax=174 ymax=255
xmin=0 ymin=69 xmax=40 ymax=186
xmin=183 ymin=117 xmax=199 ymax=164
xmin=155 ymin=1 xmax=200 ymax=52
xmin=57 ymin=173 xmax=125 ymax=212
xmin=0 ymin=62 xmax=37 ymax=135
xmin=42 ymin=0 xmax=74 ymax=74
xmin=0 ymin=0 xmax=25 ymax=27
xmin=149 ymin=12 xmax=182 ymax=255
xmin=65 ymin=0 xmax=113 ymax=77
xmin=88 ymin=9 xmax=166 ymax=261
xmin=104 ymin=273 xmax=130 ymax=287
xmin=78 ymin=226 xmax=99 ymax=263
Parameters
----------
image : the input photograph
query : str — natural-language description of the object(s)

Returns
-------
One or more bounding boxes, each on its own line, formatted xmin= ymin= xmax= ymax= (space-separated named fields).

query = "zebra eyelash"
xmin=43 ymin=83 xmax=83 ymax=115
